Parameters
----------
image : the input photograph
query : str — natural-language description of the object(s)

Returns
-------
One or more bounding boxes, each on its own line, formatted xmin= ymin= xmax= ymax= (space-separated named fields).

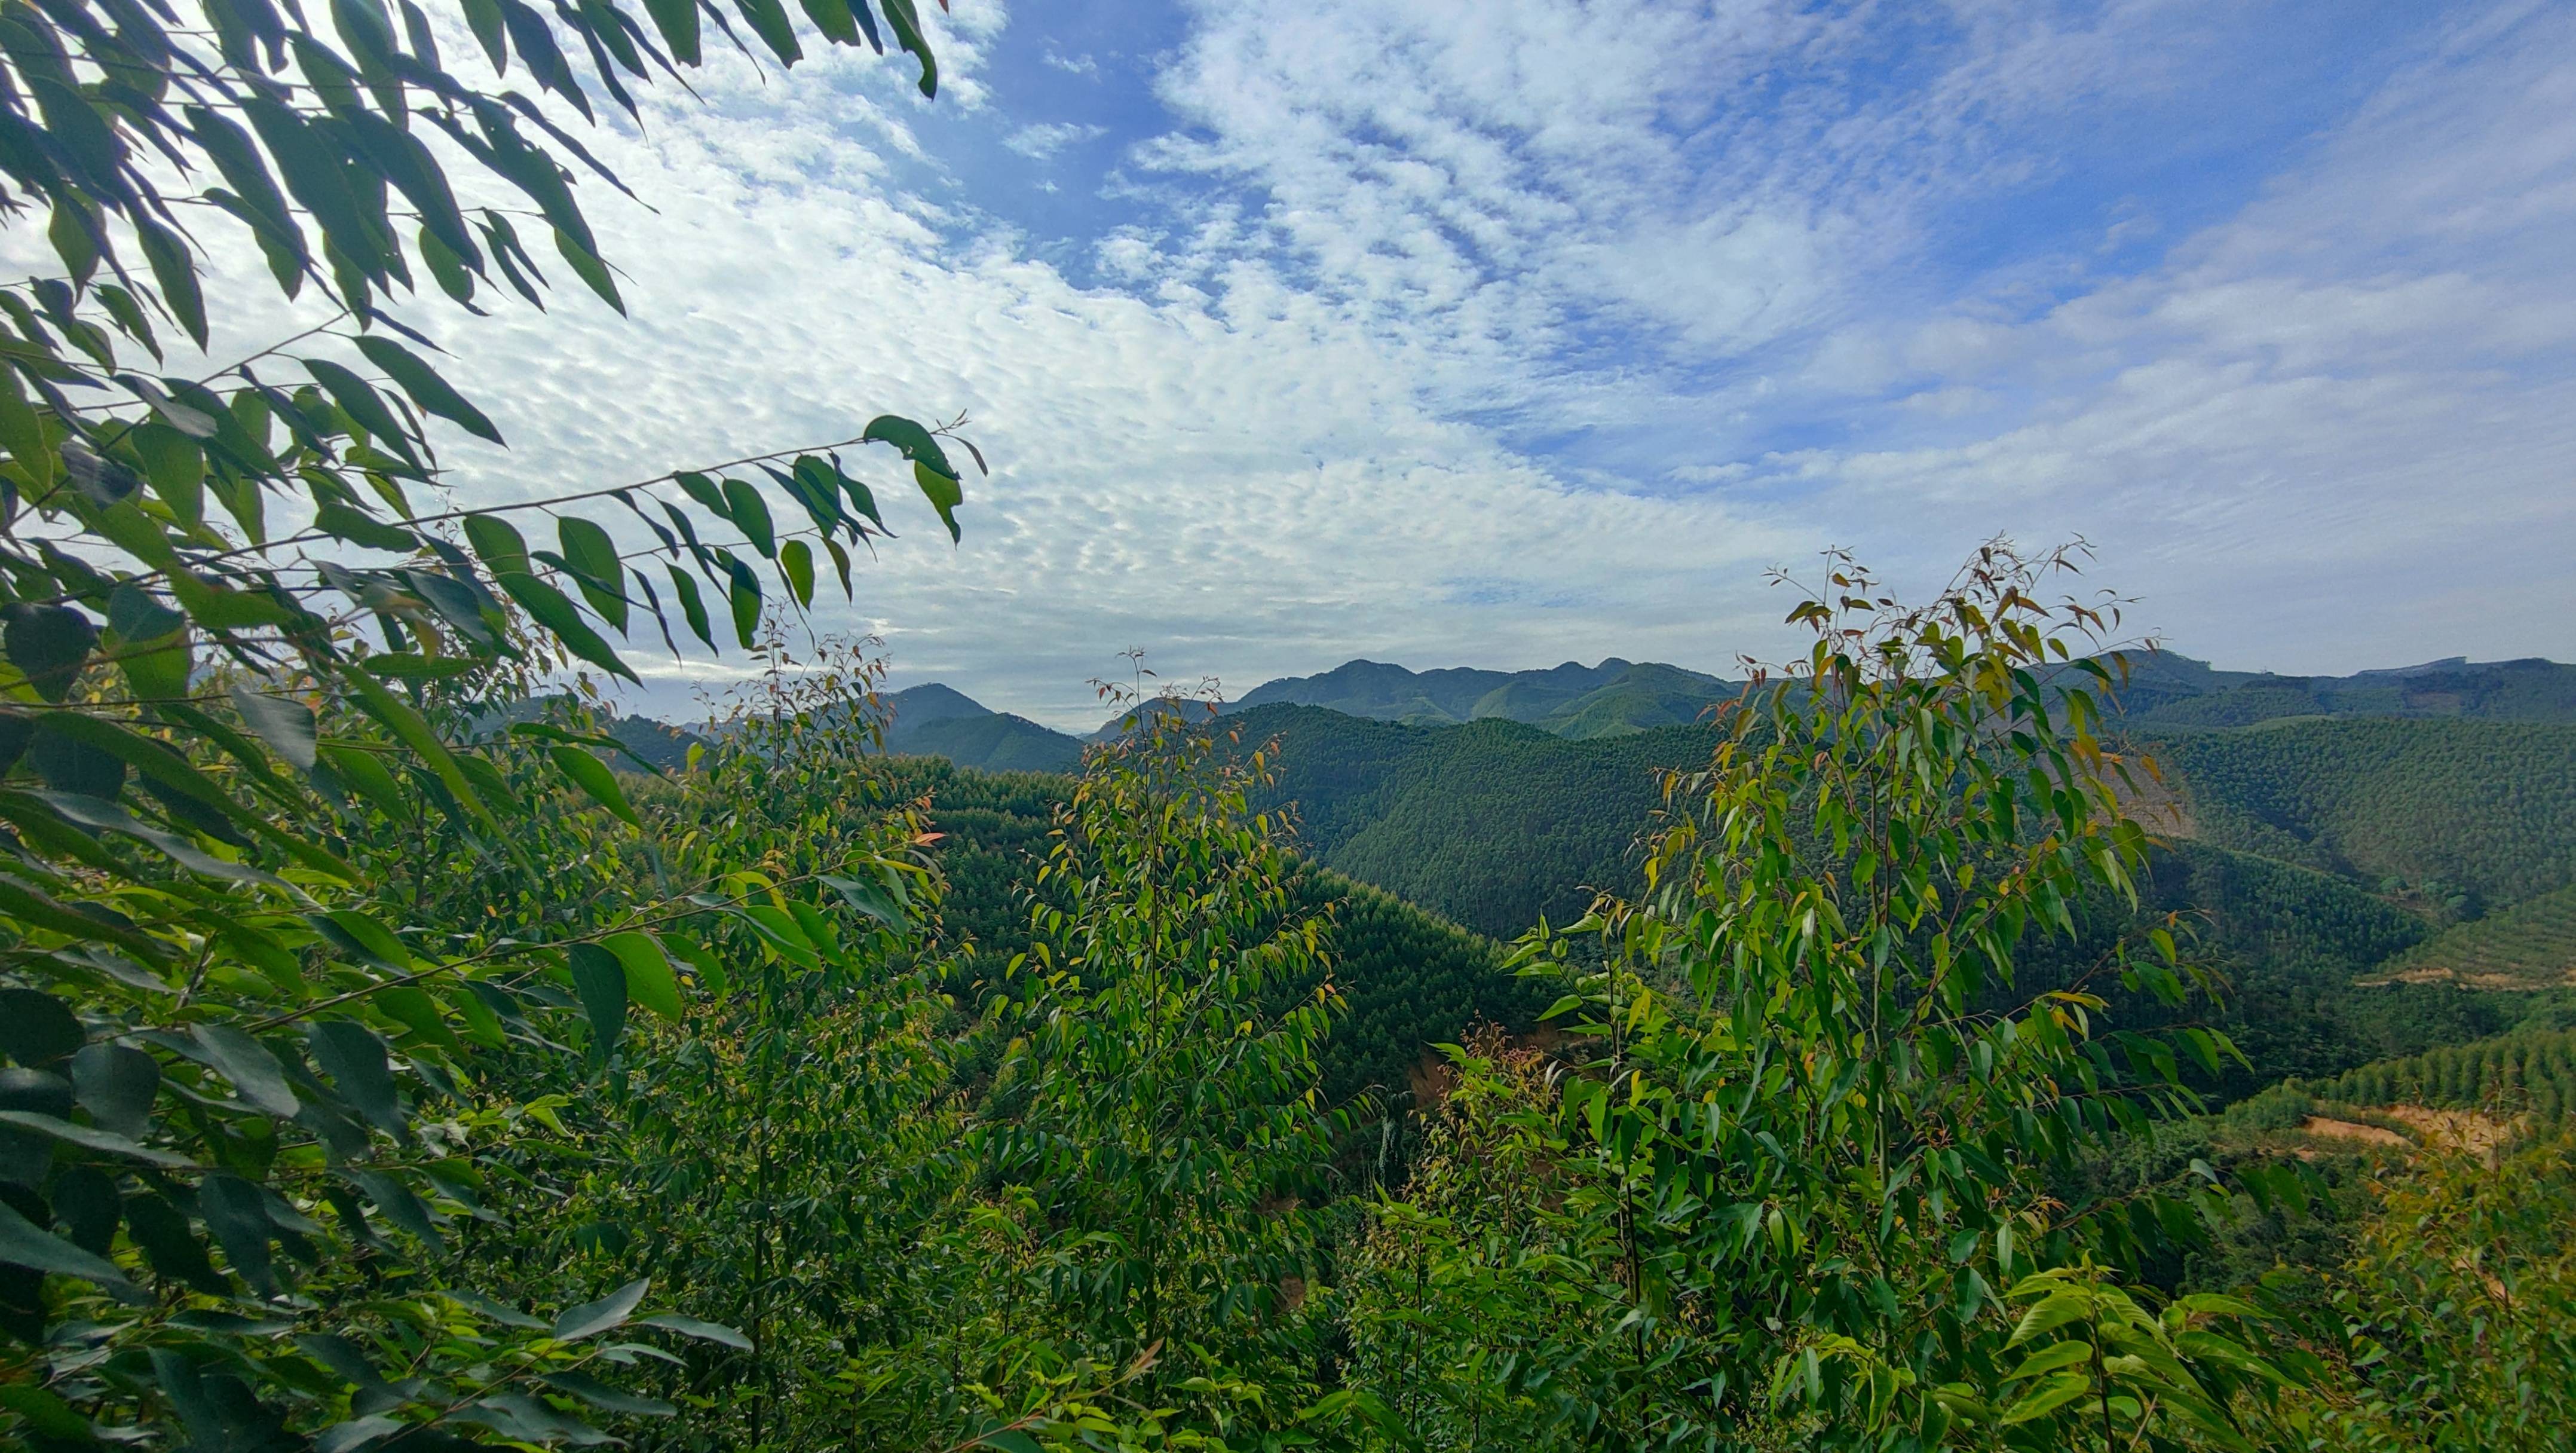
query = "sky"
xmin=47 ymin=0 xmax=2576 ymax=729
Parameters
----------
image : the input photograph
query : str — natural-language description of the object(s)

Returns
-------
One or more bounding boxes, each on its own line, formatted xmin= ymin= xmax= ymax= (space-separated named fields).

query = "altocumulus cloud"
xmin=17 ymin=0 xmax=2571 ymax=726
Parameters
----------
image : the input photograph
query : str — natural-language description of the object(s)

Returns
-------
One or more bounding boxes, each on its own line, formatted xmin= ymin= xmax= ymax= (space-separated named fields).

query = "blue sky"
xmin=47 ymin=0 xmax=2574 ymax=728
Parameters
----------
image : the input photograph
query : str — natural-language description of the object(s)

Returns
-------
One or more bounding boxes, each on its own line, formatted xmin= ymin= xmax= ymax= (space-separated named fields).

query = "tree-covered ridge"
xmin=1226 ymin=656 xmax=1736 ymax=735
xmin=2369 ymin=882 xmax=2576 ymax=989
xmin=2116 ymin=655 xmax=2576 ymax=727
xmin=2321 ymin=1024 xmax=2576 ymax=1121
xmin=2148 ymin=718 xmax=2576 ymax=913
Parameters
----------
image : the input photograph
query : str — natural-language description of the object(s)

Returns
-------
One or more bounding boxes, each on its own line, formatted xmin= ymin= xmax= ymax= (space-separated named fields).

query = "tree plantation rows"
xmin=0 ymin=1 xmax=2571 ymax=1449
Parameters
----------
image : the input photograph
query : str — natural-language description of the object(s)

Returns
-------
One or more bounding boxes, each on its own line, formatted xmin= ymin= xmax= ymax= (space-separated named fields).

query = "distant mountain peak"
xmin=882 ymin=682 xmax=994 ymax=726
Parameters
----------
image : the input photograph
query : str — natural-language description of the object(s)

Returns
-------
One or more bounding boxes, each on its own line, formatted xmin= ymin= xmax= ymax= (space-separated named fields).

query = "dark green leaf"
xmin=567 ymin=943 xmax=627 ymax=1060
xmin=636 ymin=1312 xmax=752 ymax=1349
xmin=541 ymin=1369 xmax=676 ymax=1417
xmin=0 ymin=989 xmax=84 ymax=1067
xmin=549 ymin=745 xmax=638 ymax=826
xmin=191 ymin=1024 xmax=301 ymax=1117
xmin=498 ymin=571 xmax=636 ymax=683
xmin=553 ymin=1276 xmax=648 ymax=1340
xmin=231 ymin=687 xmax=320 ymax=773
xmin=0 ymin=1198 xmax=146 ymax=1302
xmin=71 ymin=1043 xmax=157 ymax=1137
xmin=662 ymin=564 xmax=713 ymax=649
xmin=6 ymin=605 xmax=97 ymax=702
xmin=304 ymin=359 xmax=422 ymax=469
xmin=877 ymin=0 xmax=936 ymax=95
xmin=721 ymin=478 xmax=774 ymax=558
xmin=308 ymin=1021 xmax=403 ymax=1137
xmin=353 ymin=337 xmax=504 ymax=444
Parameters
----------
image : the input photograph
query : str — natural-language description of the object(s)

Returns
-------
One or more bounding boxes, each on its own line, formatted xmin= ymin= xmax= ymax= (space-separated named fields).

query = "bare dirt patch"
xmin=2301 ymin=1115 xmax=2410 ymax=1148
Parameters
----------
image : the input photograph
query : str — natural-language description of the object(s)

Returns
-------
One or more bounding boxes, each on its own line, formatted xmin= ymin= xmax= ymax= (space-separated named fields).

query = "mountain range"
xmin=867 ymin=651 xmax=2576 ymax=773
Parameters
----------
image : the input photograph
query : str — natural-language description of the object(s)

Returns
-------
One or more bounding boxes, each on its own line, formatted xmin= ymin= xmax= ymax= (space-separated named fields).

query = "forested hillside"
xmin=874 ymin=757 xmax=1545 ymax=1112
xmin=2118 ymin=654 xmax=2576 ymax=727
xmin=2149 ymin=718 xmax=2576 ymax=911
xmin=2373 ymin=883 xmax=2576 ymax=989
xmin=1229 ymin=705 xmax=1709 ymax=935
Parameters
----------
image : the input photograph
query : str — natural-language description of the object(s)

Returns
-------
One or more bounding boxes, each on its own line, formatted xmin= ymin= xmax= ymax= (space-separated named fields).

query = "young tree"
xmin=1370 ymin=542 xmax=2295 ymax=1449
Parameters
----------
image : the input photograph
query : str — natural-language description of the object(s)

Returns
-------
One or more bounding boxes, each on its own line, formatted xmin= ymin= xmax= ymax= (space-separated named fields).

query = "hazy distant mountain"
xmin=880 ymin=684 xmax=1083 ymax=772
xmin=2103 ymin=653 xmax=2576 ymax=727
xmin=1092 ymin=657 xmax=1740 ymax=740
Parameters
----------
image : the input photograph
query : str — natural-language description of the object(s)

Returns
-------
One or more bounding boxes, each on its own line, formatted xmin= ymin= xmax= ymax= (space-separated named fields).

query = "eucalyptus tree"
xmin=0 ymin=0 xmax=983 ymax=1445
xmin=1350 ymin=544 xmax=2302 ymax=1451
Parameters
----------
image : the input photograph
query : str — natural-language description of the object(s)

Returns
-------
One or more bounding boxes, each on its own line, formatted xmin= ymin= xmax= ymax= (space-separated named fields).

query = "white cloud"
xmin=1004 ymin=121 xmax=1108 ymax=160
xmin=15 ymin=0 xmax=2571 ymax=729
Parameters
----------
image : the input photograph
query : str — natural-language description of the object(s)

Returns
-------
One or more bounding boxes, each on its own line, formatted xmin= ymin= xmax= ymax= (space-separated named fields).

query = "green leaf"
xmin=553 ymin=1276 xmax=648 ymax=1340
xmin=228 ymin=687 xmax=318 ymax=775
xmin=540 ymin=1370 xmax=675 ymax=1417
xmin=308 ymin=1021 xmax=405 ymax=1137
xmin=0 ymin=1198 xmax=147 ymax=1303
xmin=914 ymin=458 xmax=962 ymax=543
xmin=732 ymin=0 xmax=802 ymax=62
xmin=2004 ymin=1340 xmax=2094 ymax=1384
xmin=637 ymin=1311 xmax=752 ymax=1348
xmin=0 ymin=364 xmax=53 ymax=490
xmin=601 ymin=932 xmax=681 ymax=1020
xmin=794 ymin=0 xmax=857 ymax=44
xmin=1999 ymin=1369 xmax=2093 ymax=1426
xmin=136 ymin=218 xmax=209 ymax=348
xmin=314 ymin=500 xmax=419 ymax=552
xmin=779 ymin=538 xmax=814 ymax=608
xmin=725 ymin=556 xmax=762 ymax=649
xmin=663 ymin=564 xmax=713 ymax=648
xmin=0 ymin=1109 xmax=196 ymax=1168
xmin=464 ymin=513 xmax=533 ymax=574
xmin=304 ymin=358 xmax=422 ymax=469
xmin=0 ymin=1384 xmax=96 ymax=1444
xmin=189 ymin=1024 xmax=302 ymax=1118
xmin=641 ymin=0 xmax=699 ymax=62
xmin=552 ymin=228 xmax=624 ymax=313
xmin=498 ymin=571 xmax=637 ymax=683
xmin=70 ymin=1043 xmax=158 ymax=1138
xmin=549 ymin=744 xmax=639 ymax=826
xmin=556 ymin=517 xmax=630 ymax=631
xmin=6 ymin=605 xmax=97 ymax=702
xmin=860 ymin=413 xmax=955 ymax=479
xmin=721 ymin=478 xmax=774 ymax=558
xmin=877 ymin=0 xmax=936 ymax=96
xmin=820 ymin=873 xmax=904 ymax=929
xmin=568 ymin=943 xmax=627 ymax=1060
xmin=353 ymin=337 xmax=504 ymax=445
xmin=377 ymin=987 xmax=461 ymax=1053
xmin=345 ymin=669 xmax=493 ymax=830
xmin=825 ymin=537 xmax=853 ymax=598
